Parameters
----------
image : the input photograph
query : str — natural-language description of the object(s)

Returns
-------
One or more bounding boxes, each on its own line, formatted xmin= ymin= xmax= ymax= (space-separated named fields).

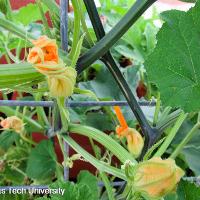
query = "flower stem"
xmin=100 ymin=172 xmax=115 ymax=200
xmin=62 ymin=134 xmax=126 ymax=180
xmin=69 ymin=0 xmax=81 ymax=59
xmin=68 ymin=123 xmax=136 ymax=163
xmin=34 ymin=88 xmax=50 ymax=127
xmin=170 ymin=122 xmax=200 ymax=159
xmin=154 ymin=112 xmax=187 ymax=157
xmin=78 ymin=0 xmax=94 ymax=46
xmin=36 ymin=0 xmax=53 ymax=38
xmin=20 ymin=133 xmax=37 ymax=146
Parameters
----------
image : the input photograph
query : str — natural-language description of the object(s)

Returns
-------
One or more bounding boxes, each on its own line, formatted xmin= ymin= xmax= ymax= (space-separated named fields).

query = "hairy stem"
xmin=62 ymin=134 xmax=127 ymax=180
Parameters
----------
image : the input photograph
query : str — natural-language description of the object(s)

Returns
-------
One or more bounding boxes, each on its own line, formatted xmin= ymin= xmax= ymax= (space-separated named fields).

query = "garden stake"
xmin=60 ymin=0 xmax=69 ymax=181
xmin=77 ymin=0 xmax=157 ymax=72
xmin=83 ymin=0 xmax=158 ymax=157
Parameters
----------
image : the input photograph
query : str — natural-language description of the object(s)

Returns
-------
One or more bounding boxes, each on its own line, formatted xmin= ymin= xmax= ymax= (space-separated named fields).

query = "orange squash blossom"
xmin=114 ymin=106 xmax=144 ymax=158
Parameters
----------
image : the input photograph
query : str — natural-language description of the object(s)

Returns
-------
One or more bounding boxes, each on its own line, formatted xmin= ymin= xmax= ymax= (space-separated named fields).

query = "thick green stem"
xmin=69 ymin=123 xmax=136 ymax=164
xmin=34 ymin=89 xmax=50 ymax=128
xmin=100 ymin=172 xmax=115 ymax=200
xmin=154 ymin=112 xmax=187 ymax=157
xmin=62 ymin=134 xmax=126 ymax=180
xmin=170 ymin=122 xmax=200 ymax=159
xmin=56 ymin=97 xmax=70 ymax=179
xmin=57 ymin=97 xmax=70 ymax=129
xmin=57 ymin=134 xmax=68 ymax=166
xmin=0 ymin=18 xmax=35 ymax=41
xmin=77 ymin=0 xmax=156 ymax=72
xmin=88 ymin=130 xmax=115 ymax=200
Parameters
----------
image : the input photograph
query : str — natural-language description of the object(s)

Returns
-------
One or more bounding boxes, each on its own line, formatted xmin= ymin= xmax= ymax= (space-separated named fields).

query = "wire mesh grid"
xmin=0 ymin=99 xmax=153 ymax=190
xmin=0 ymin=0 xmax=198 ymax=195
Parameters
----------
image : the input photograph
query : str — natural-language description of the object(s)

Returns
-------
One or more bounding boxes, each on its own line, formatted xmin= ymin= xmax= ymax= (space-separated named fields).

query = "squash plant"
xmin=0 ymin=0 xmax=200 ymax=199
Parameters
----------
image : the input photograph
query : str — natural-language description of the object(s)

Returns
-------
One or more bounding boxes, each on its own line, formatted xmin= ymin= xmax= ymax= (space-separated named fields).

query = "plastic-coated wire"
xmin=60 ymin=0 xmax=68 ymax=51
xmin=60 ymin=0 xmax=69 ymax=181
xmin=0 ymin=100 xmax=156 ymax=107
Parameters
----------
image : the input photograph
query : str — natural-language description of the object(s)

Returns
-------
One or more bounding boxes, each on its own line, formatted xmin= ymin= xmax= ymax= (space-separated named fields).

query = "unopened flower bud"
xmin=118 ymin=128 xmax=144 ymax=158
xmin=132 ymin=157 xmax=184 ymax=199
xmin=47 ymin=66 xmax=77 ymax=97
xmin=0 ymin=116 xmax=24 ymax=133
xmin=122 ymin=160 xmax=136 ymax=181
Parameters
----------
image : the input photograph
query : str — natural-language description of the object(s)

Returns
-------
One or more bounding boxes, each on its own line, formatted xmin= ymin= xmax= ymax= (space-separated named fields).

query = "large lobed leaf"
xmin=177 ymin=180 xmax=200 ymax=200
xmin=165 ymin=180 xmax=200 ymax=200
xmin=35 ymin=171 xmax=99 ymax=200
xmin=26 ymin=140 xmax=57 ymax=181
xmin=145 ymin=0 xmax=200 ymax=112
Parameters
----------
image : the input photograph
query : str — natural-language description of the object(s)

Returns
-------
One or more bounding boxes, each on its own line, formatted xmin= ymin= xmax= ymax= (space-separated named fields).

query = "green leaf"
xmin=0 ymin=0 xmax=7 ymax=15
xmin=179 ymin=0 xmax=196 ymax=2
xmin=172 ymin=121 xmax=200 ymax=175
xmin=79 ymin=65 xmax=139 ymax=100
xmin=144 ymin=22 xmax=157 ymax=54
xmin=2 ymin=192 xmax=29 ymax=200
xmin=177 ymin=180 xmax=200 ymax=199
xmin=78 ymin=184 xmax=94 ymax=200
xmin=50 ymin=181 xmax=79 ymax=200
xmin=182 ymin=146 xmax=200 ymax=176
xmin=26 ymin=140 xmax=57 ymax=180
xmin=0 ymin=130 xmax=19 ymax=150
xmin=83 ymin=112 xmax=115 ymax=131
xmin=48 ymin=175 xmax=99 ymax=200
xmin=77 ymin=170 xmax=99 ymax=200
xmin=164 ymin=193 xmax=177 ymax=200
xmin=4 ymin=164 xmax=25 ymax=184
xmin=6 ymin=146 xmax=28 ymax=161
xmin=14 ymin=3 xmax=48 ymax=25
xmin=145 ymin=1 xmax=200 ymax=112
